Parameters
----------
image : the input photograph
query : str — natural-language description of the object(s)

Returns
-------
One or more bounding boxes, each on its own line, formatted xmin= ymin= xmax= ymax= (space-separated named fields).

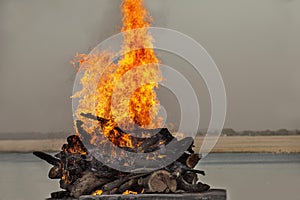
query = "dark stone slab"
xmin=78 ymin=189 xmax=226 ymax=200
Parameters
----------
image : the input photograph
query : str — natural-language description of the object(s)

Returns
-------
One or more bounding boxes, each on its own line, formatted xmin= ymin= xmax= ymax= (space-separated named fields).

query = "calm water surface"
xmin=0 ymin=153 xmax=299 ymax=200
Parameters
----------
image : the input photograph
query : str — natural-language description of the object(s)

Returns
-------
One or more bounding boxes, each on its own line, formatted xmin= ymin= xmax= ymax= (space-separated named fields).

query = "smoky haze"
xmin=0 ymin=0 xmax=299 ymax=134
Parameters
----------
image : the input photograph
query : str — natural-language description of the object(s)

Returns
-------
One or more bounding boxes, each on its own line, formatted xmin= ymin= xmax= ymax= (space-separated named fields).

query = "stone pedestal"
xmin=78 ymin=189 xmax=226 ymax=200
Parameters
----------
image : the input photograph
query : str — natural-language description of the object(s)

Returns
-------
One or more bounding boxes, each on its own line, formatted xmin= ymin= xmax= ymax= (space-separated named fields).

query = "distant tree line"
xmin=220 ymin=128 xmax=300 ymax=136
xmin=1 ymin=128 xmax=300 ymax=140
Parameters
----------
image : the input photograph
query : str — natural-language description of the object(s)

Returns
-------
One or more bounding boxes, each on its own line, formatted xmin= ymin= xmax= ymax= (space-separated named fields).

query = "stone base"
xmin=78 ymin=189 xmax=226 ymax=200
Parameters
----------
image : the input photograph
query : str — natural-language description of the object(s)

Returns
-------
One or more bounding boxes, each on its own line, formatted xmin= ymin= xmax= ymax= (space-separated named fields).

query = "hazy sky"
xmin=0 ymin=0 xmax=299 ymax=133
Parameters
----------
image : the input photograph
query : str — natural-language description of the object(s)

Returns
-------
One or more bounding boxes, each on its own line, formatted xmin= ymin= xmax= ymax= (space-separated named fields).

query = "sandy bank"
xmin=0 ymin=136 xmax=299 ymax=153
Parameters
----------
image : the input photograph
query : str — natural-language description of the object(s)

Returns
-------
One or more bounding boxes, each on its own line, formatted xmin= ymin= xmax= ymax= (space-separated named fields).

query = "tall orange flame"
xmin=73 ymin=0 xmax=162 ymax=146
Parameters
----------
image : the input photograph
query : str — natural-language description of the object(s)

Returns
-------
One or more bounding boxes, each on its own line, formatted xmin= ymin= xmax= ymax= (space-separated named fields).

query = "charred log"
xmin=70 ymin=171 xmax=109 ymax=198
xmin=49 ymin=165 xmax=62 ymax=179
xmin=138 ymin=170 xmax=177 ymax=193
xmin=50 ymin=191 xmax=70 ymax=199
xmin=177 ymin=176 xmax=210 ymax=193
xmin=79 ymin=113 xmax=175 ymax=153
xmin=118 ymin=179 xmax=139 ymax=194
xmin=183 ymin=172 xmax=199 ymax=185
xmin=33 ymin=151 xmax=60 ymax=166
xmin=186 ymin=154 xmax=201 ymax=169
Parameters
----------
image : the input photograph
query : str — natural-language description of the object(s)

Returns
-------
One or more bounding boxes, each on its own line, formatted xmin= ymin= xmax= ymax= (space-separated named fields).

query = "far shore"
xmin=194 ymin=135 xmax=300 ymax=153
xmin=0 ymin=135 xmax=299 ymax=153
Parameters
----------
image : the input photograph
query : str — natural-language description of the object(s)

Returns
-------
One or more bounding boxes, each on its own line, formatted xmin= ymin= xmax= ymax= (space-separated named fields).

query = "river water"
xmin=0 ymin=153 xmax=299 ymax=200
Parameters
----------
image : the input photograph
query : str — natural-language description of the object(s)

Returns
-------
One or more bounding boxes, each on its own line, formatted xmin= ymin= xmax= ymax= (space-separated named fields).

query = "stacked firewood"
xmin=34 ymin=117 xmax=210 ymax=199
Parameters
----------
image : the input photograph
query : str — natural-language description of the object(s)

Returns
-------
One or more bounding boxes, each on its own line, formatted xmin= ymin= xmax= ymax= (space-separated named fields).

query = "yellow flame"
xmin=72 ymin=0 xmax=162 ymax=148
xmin=122 ymin=190 xmax=138 ymax=195
xmin=92 ymin=190 xmax=103 ymax=196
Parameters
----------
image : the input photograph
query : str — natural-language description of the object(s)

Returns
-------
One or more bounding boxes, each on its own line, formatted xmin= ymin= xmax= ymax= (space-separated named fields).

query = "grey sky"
xmin=0 ymin=0 xmax=299 ymax=133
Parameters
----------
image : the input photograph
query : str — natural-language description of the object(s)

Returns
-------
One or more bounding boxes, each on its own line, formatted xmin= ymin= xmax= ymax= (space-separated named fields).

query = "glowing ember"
xmin=92 ymin=190 xmax=103 ymax=196
xmin=122 ymin=190 xmax=138 ymax=195
xmin=72 ymin=0 xmax=162 ymax=148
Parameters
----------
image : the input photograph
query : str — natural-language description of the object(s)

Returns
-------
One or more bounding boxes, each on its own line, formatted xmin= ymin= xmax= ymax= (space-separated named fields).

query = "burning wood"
xmin=79 ymin=113 xmax=175 ymax=153
xmin=32 ymin=0 xmax=221 ymax=198
xmin=33 ymin=124 xmax=210 ymax=199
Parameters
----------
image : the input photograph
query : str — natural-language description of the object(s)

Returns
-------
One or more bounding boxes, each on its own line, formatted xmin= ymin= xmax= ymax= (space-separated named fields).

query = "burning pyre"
xmin=34 ymin=130 xmax=209 ymax=198
xmin=34 ymin=0 xmax=212 ymax=198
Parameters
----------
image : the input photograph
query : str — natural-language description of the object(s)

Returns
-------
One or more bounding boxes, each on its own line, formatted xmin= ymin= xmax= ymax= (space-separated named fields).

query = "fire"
xmin=122 ymin=188 xmax=144 ymax=195
xmin=73 ymin=0 xmax=162 ymax=147
xmin=92 ymin=190 xmax=103 ymax=196
xmin=122 ymin=190 xmax=138 ymax=195
xmin=118 ymin=0 xmax=161 ymax=128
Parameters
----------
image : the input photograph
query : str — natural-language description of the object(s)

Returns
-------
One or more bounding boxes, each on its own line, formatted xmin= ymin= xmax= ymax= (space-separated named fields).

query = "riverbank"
xmin=0 ymin=135 xmax=299 ymax=153
xmin=194 ymin=135 xmax=300 ymax=153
